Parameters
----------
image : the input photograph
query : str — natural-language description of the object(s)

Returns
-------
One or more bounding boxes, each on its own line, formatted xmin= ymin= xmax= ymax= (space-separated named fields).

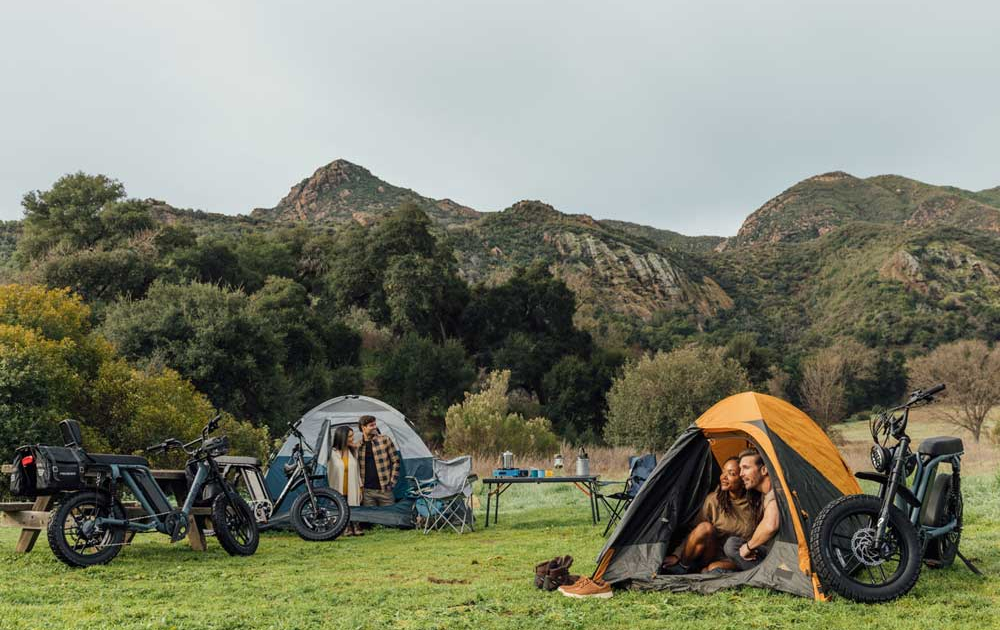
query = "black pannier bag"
xmin=9 ymin=447 xmax=37 ymax=498
xmin=29 ymin=446 xmax=89 ymax=495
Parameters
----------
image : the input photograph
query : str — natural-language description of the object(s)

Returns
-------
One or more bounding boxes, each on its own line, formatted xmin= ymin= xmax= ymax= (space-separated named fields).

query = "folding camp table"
xmin=481 ymin=475 xmax=602 ymax=527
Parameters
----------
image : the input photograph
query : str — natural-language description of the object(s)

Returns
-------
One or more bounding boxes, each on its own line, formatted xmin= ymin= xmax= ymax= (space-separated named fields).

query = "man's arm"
xmin=386 ymin=436 xmax=400 ymax=489
xmin=741 ymin=498 xmax=780 ymax=559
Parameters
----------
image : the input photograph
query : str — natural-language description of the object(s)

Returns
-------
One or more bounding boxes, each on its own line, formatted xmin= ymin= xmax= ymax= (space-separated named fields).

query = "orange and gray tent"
xmin=593 ymin=392 xmax=861 ymax=600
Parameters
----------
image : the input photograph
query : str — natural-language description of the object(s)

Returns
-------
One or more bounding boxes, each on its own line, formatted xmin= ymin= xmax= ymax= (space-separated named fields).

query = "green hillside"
xmin=729 ymin=172 xmax=1000 ymax=248
xmin=710 ymin=222 xmax=1000 ymax=353
xmin=599 ymin=219 xmax=725 ymax=253
xmin=451 ymin=200 xmax=733 ymax=321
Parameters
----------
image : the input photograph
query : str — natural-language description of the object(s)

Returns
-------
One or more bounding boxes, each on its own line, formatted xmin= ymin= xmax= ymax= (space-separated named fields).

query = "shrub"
xmin=604 ymin=346 xmax=750 ymax=452
xmin=444 ymin=370 xmax=559 ymax=457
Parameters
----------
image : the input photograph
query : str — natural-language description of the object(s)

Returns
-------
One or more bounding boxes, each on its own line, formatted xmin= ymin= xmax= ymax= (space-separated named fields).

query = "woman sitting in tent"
xmin=327 ymin=425 xmax=363 ymax=536
xmin=660 ymin=456 xmax=761 ymax=574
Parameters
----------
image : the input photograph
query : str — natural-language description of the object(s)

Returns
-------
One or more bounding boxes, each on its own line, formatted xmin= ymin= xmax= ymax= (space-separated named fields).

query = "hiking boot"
xmin=535 ymin=558 xmax=560 ymax=589
xmin=558 ymin=577 xmax=612 ymax=599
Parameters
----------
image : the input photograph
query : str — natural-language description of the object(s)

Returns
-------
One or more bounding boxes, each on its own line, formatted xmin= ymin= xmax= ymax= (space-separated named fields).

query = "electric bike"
xmin=46 ymin=416 xmax=259 ymax=567
xmin=810 ymin=384 xmax=979 ymax=602
xmin=258 ymin=423 xmax=349 ymax=541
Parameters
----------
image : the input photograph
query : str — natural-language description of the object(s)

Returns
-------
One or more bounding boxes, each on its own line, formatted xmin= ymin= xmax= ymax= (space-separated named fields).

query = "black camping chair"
xmin=597 ymin=454 xmax=656 ymax=536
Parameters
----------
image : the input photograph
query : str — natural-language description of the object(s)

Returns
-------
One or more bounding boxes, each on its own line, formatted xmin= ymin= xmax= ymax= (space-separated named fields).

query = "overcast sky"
xmin=2 ymin=1 xmax=998 ymax=235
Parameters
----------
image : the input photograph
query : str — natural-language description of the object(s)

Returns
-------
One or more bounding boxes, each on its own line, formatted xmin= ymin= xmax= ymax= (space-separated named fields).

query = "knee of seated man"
xmin=722 ymin=536 xmax=744 ymax=559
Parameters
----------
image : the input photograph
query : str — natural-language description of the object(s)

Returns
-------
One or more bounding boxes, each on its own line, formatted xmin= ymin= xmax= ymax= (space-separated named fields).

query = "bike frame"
xmin=93 ymin=458 xmax=220 ymax=534
xmin=868 ymin=404 xmax=962 ymax=548
xmin=268 ymin=435 xmax=326 ymax=515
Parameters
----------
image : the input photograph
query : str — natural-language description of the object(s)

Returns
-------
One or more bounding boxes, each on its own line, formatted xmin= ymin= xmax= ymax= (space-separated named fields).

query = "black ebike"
xmin=260 ymin=423 xmax=349 ymax=541
xmin=46 ymin=416 xmax=259 ymax=567
xmin=810 ymin=384 xmax=979 ymax=603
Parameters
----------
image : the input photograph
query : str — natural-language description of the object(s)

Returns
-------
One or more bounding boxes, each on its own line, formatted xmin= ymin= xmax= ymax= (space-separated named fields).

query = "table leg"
xmin=485 ymin=485 xmax=492 ymax=528
xmin=187 ymin=514 xmax=207 ymax=552
xmin=15 ymin=495 xmax=52 ymax=553
xmin=589 ymin=483 xmax=597 ymax=525
xmin=593 ymin=480 xmax=601 ymax=522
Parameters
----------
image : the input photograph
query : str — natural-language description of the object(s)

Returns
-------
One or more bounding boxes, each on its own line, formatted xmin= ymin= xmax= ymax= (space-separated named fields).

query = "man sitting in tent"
xmin=660 ymin=456 xmax=760 ymax=575
xmin=722 ymin=448 xmax=780 ymax=570
xmin=358 ymin=414 xmax=400 ymax=507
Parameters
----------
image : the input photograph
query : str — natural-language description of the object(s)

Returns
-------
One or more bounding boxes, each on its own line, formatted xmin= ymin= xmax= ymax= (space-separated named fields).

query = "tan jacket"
xmin=327 ymin=448 xmax=361 ymax=506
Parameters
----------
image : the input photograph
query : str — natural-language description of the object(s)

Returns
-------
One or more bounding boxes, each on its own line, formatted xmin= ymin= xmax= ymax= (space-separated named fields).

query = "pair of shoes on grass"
xmin=557 ymin=576 xmax=612 ymax=599
xmin=534 ymin=556 xmax=578 ymax=591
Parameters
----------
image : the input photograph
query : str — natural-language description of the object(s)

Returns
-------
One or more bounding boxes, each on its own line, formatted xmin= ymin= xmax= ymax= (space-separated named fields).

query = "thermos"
xmin=500 ymin=450 xmax=514 ymax=469
xmin=575 ymin=447 xmax=589 ymax=476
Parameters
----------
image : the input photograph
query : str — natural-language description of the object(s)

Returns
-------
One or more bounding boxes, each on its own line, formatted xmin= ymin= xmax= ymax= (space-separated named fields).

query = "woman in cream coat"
xmin=327 ymin=425 xmax=363 ymax=536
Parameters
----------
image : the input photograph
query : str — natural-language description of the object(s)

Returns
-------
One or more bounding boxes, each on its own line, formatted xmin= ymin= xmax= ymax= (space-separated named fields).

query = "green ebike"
xmin=810 ymin=384 xmax=981 ymax=602
xmin=46 ymin=415 xmax=259 ymax=568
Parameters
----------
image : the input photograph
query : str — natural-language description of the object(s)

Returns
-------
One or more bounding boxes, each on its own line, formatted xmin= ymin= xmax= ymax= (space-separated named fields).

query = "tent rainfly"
xmin=593 ymin=392 xmax=861 ymax=600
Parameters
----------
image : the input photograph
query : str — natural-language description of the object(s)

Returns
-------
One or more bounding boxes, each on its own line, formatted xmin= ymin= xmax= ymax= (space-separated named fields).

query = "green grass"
xmin=2 ymin=476 xmax=998 ymax=630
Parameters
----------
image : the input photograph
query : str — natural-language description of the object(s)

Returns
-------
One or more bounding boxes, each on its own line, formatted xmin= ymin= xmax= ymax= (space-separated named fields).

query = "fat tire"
xmin=810 ymin=494 xmax=922 ymax=603
xmin=290 ymin=487 xmax=350 ymax=541
xmin=47 ymin=491 xmax=126 ymax=568
xmin=212 ymin=491 xmax=259 ymax=556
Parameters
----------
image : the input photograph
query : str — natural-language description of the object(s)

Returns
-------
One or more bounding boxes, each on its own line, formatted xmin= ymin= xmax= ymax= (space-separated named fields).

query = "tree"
xmin=323 ymin=203 xmax=467 ymax=338
xmin=722 ymin=333 xmax=776 ymax=389
xmin=375 ymin=334 xmax=475 ymax=440
xmin=443 ymin=370 xmax=559 ymax=456
xmin=101 ymin=280 xmax=293 ymax=432
xmin=0 ymin=283 xmax=266 ymax=466
xmin=541 ymin=350 xmax=624 ymax=443
xmin=18 ymin=173 xmax=153 ymax=260
xmin=462 ymin=262 xmax=592 ymax=397
xmin=800 ymin=340 xmax=878 ymax=431
xmin=907 ymin=340 xmax=1000 ymax=442
xmin=604 ymin=346 xmax=750 ymax=451
xmin=42 ymin=248 xmax=158 ymax=302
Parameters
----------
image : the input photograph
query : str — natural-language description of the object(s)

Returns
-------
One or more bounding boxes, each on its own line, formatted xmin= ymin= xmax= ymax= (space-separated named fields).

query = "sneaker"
xmin=558 ymin=577 xmax=612 ymax=599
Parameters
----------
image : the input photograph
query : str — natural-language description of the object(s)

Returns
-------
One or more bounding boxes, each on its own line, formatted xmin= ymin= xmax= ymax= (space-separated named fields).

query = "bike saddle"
xmin=917 ymin=436 xmax=964 ymax=457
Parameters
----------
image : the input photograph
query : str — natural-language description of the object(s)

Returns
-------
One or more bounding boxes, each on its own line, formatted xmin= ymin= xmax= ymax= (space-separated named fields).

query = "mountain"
xmin=599 ymin=220 xmax=725 ymax=253
xmin=450 ymin=200 xmax=732 ymax=320
xmin=727 ymin=171 xmax=1000 ymax=248
xmin=711 ymin=222 xmax=1000 ymax=350
xmin=251 ymin=159 xmax=480 ymax=229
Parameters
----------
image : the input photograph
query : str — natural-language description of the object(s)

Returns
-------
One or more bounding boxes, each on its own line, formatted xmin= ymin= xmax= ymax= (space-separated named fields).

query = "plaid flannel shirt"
xmin=358 ymin=432 xmax=400 ymax=492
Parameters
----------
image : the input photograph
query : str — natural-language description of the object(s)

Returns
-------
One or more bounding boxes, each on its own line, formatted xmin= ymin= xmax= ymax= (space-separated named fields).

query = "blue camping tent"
xmin=264 ymin=395 xmax=433 ymax=527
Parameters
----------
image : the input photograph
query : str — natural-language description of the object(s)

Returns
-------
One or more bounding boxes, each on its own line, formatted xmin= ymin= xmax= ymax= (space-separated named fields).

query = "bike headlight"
xmin=870 ymin=445 xmax=890 ymax=473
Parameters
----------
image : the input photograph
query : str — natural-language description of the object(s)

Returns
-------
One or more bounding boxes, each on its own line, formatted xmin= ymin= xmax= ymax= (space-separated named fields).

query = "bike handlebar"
xmin=903 ymin=383 xmax=946 ymax=407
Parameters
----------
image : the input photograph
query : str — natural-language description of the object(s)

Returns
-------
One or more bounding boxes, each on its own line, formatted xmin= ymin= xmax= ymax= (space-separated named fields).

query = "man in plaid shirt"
xmin=358 ymin=415 xmax=400 ymax=507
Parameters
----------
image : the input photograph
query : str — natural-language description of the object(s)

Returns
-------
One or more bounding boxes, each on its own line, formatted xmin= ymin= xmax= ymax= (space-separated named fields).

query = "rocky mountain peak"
xmin=250 ymin=159 xmax=479 ymax=229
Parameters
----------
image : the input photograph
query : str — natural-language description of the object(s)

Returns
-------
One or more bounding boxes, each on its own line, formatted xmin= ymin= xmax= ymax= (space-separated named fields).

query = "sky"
xmin=1 ymin=1 xmax=998 ymax=236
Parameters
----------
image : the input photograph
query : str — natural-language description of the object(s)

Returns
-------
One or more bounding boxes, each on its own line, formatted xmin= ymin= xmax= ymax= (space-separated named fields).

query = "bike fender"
xmin=854 ymin=471 xmax=921 ymax=508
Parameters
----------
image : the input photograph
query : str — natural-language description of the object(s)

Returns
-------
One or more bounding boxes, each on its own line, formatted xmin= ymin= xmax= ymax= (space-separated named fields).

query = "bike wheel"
xmin=924 ymin=474 xmax=961 ymax=569
xmin=290 ymin=487 xmax=350 ymax=541
xmin=212 ymin=491 xmax=260 ymax=556
xmin=47 ymin=491 xmax=126 ymax=568
xmin=810 ymin=494 xmax=922 ymax=603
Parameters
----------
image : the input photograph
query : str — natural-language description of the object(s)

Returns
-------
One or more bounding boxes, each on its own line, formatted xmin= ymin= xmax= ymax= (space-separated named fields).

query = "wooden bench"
xmin=1 ymin=466 xmax=212 ymax=553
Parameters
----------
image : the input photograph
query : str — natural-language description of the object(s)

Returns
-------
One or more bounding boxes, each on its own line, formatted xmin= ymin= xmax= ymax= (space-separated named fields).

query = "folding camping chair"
xmin=596 ymin=453 xmax=656 ymax=536
xmin=407 ymin=456 xmax=478 ymax=534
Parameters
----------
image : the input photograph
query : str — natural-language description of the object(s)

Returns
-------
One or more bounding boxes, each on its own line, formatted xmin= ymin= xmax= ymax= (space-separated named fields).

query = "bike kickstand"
xmin=957 ymin=550 xmax=984 ymax=577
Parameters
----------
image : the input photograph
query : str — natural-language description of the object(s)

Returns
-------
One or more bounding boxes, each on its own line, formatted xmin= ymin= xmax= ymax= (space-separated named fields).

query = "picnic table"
xmin=481 ymin=475 xmax=604 ymax=527
xmin=0 ymin=465 xmax=212 ymax=553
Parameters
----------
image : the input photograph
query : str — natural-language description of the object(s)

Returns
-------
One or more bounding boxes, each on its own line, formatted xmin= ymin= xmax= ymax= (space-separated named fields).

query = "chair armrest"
xmin=466 ymin=474 xmax=479 ymax=484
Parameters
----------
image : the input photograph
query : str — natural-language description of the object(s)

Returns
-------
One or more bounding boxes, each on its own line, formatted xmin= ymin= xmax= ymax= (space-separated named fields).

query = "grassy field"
xmin=1 ymin=469 xmax=998 ymax=630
